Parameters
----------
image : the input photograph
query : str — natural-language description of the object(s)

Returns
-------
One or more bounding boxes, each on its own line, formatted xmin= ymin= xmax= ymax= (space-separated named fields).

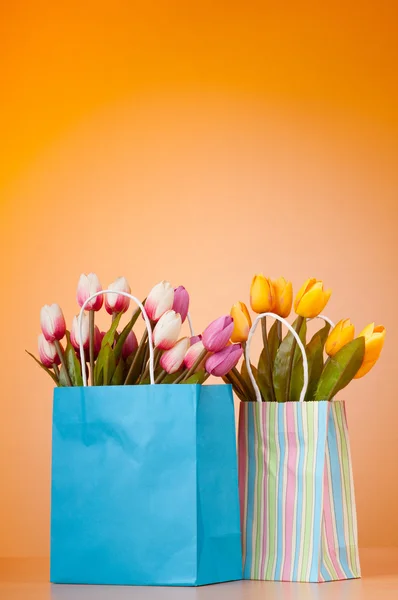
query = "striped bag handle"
xmin=245 ymin=313 xmax=335 ymax=403
xmin=78 ymin=291 xmax=155 ymax=386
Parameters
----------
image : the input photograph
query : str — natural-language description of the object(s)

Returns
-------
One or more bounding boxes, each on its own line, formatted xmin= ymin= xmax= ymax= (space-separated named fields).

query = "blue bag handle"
xmin=77 ymin=291 xmax=155 ymax=386
xmin=245 ymin=313 xmax=335 ymax=403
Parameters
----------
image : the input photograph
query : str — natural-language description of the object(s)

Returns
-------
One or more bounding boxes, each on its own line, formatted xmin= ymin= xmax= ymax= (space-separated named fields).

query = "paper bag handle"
xmin=245 ymin=313 xmax=335 ymax=403
xmin=245 ymin=313 xmax=309 ymax=403
xmin=78 ymin=291 xmax=155 ymax=386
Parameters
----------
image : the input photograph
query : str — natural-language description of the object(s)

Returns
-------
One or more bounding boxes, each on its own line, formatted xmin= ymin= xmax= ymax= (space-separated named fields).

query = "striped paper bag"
xmin=238 ymin=401 xmax=360 ymax=582
xmin=239 ymin=313 xmax=361 ymax=582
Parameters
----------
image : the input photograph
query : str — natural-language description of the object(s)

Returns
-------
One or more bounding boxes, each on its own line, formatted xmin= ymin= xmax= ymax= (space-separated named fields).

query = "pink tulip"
xmin=172 ymin=286 xmax=190 ymax=323
xmin=105 ymin=277 xmax=131 ymax=315
xmin=190 ymin=334 xmax=202 ymax=346
xmin=202 ymin=315 xmax=234 ymax=352
xmin=184 ymin=340 xmax=205 ymax=369
xmin=76 ymin=273 xmax=103 ymax=311
xmin=40 ymin=304 xmax=66 ymax=342
xmin=38 ymin=333 xmax=61 ymax=368
xmin=94 ymin=327 xmax=105 ymax=359
xmin=153 ymin=310 xmax=182 ymax=350
xmin=145 ymin=281 xmax=174 ymax=322
xmin=160 ymin=337 xmax=190 ymax=374
xmin=205 ymin=344 xmax=243 ymax=377
xmin=122 ymin=330 xmax=138 ymax=360
xmin=70 ymin=314 xmax=90 ymax=350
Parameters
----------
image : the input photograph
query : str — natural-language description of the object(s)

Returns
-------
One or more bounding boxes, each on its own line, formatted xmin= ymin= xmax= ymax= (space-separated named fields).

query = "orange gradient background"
xmin=0 ymin=2 xmax=397 ymax=558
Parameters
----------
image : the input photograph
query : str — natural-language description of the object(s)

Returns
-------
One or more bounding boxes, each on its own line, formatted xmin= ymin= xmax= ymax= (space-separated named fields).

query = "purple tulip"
xmin=205 ymin=344 xmax=243 ymax=377
xmin=189 ymin=334 xmax=202 ymax=346
xmin=172 ymin=286 xmax=190 ymax=323
xmin=202 ymin=316 xmax=234 ymax=352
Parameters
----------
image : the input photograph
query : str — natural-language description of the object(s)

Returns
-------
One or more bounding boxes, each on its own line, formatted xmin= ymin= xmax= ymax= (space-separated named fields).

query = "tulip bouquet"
xmin=225 ymin=275 xmax=386 ymax=402
xmin=27 ymin=275 xmax=244 ymax=387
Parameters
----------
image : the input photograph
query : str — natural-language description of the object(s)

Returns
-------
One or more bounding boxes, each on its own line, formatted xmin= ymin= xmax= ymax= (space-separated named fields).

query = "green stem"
xmin=155 ymin=370 xmax=167 ymax=384
xmin=124 ymin=330 xmax=148 ymax=385
xmin=52 ymin=363 xmax=59 ymax=382
xmin=154 ymin=350 xmax=162 ymax=371
xmin=174 ymin=348 xmax=209 ymax=383
xmin=54 ymin=340 xmax=72 ymax=386
xmin=223 ymin=374 xmax=246 ymax=401
xmin=231 ymin=366 xmax=256 ymax=401
xmin=141 ymin=348 xmax=160 ymax=382
xmin=285 ymin=315 xmax=304 ymax=402
xmin=277 ymin=320 xmax=282 ymax=343
xmin=261 ymin=317 xmax=276 ymax=402
xmin=140 ymin=342 xmax=150 ymax=380
xmin=89 ymin=311 xmax=95 ymax=386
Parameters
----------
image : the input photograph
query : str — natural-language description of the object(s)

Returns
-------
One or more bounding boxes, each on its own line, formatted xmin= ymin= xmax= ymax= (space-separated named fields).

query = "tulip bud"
xmin=184 ymin=340 xmax=205 ymax=370
xmin=272 ymin=277 xmax=293 ymax=318
xmin=40 ymin=304 xmax=66 ymax=342
xmin=38 ymin=333 xmax=60 ymax=368
xmin=250 ymin=274 xmax=275 ymax=314
xmin=294 ymin=278 xmax=331 ymax=318
xmin=105 ymin=277 xmax=131 ymax=315
xmin=230 ymin=302 xmax=252 ymax=343
xmin=190 ymin=334 xmax=202 ymax=346
xmin=122 ymin=330 xmax=138 ymax=360
xmin=153 ymin=310 xmax=182 ymax=350
xmin=70 ymin=313 xmax=90 ymax=350
xmin=354 ymin=323 xmax=386 ymax=379
xmin=202 ymin=316 xmax=234 ymax=352
xmin=205 ymin=344 xmax=243 ymax=377
xmin=160 ymin=337 xmax=190 ymax=374
xmin=145 ymin=281 xmax=174 ymax=322
xmin=172 ymin=286 xmax=190 ymax=323
xmin=76 ymin=273 xmax=103 ymax=311
xmin=325 ymin=319 xmax=355 ymax=357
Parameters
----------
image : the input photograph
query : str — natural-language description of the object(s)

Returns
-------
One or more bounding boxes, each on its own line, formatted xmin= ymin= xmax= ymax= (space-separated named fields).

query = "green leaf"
xmin=315 ymin=337 xmax=365 ymax=401
xmin=94 ymin=314 xmax=123 ymax=385
xmin=111 ymin=357 xmax=125 ymax=385
xmin=289 ymin=319 xmax=310 ymax=402
xmin=114 ymin=306 xmax=143 ymax=361
xmin=304 ymin=322 xmax=331 ymax=402
xmin=25 ymin=350 xmax=59 ymax=385
xmin=101 ymin=312 xmax=123 ymax=349
xmin=58 ymin=365 xmax=70 ymax=387
xmin=64 ymin=332 xmax=83 ymax=386
xmin=268 ymin=320 xmax=280 ymax=364
xmin=273 ymin=317 xmax=306 ymax=402
xmin=97 ymin=344 xmax=116 ymax=386
xmin=241 ymin=360 xmax=258 ymax=401
xmin=181 ymin=370 xmax=207 ymax=384
xmin=103 ymin=346 xmax=116 ymax=385
xmin=257 ymin=349 xmax=273 ymax=402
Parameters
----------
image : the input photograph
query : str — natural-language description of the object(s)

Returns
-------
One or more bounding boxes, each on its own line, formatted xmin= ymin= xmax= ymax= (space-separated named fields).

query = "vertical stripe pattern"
xmin=237 ymin=400 xmax=360 ymax=582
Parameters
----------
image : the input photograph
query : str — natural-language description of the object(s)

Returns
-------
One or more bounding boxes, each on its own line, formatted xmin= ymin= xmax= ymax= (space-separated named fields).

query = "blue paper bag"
xmin=50 ymin=383 xmax=242 ymax=586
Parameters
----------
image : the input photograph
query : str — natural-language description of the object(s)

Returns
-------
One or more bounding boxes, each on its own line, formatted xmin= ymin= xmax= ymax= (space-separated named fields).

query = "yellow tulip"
xmin=250 ymin=274 xmax=275 ymax=314
xmin=325 ymin=319 xmax=355 ymax=357
xmin=354 ymin=323 xmax=386 ymax=379
xmin=230 ymin=302 xmax=252 ymax=343
xmin=272 ymin=277 xmax=293 ymax=318
xmin=294 ymin=278 xmax=331 ymax=318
